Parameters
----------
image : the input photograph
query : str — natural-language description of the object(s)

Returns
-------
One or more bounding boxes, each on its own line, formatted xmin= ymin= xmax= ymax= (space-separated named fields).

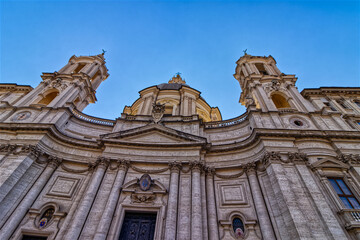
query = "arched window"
xmin=255 ymin=63 xmax=268 ymax=75
xmin=37 ymin=90 xmax=59 ymax=105
xmin=271 ymin=93 xmax=291 ymax=109
xmin=233 ymin=217 xmax=245 ymax=238
xmin=39 ymin=207 xmax=55 ymax=228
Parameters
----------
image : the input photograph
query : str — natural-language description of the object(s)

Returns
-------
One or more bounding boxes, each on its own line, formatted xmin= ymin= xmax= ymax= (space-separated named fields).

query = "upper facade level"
xmin=1 ymin=53 xmax=359 ymax=134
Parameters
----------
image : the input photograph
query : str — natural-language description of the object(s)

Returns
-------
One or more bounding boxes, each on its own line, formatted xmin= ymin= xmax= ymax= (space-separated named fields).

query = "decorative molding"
xmin=215 ymin=170 xmax=245 ymax=179
xmin=288 ymin=152 xmax=308 ymax=163
xmin=0 ymin=144 xmax=42 ymax=159
xmin=60 ymin=163 xmax=89 ymax=173
xmin=130 ymin=164 xmax=169 ymax=174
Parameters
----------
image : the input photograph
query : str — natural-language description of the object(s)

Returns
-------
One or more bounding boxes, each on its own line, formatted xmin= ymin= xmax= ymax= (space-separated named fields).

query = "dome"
xmin=123 ymin=74 xmax=222 ymax=122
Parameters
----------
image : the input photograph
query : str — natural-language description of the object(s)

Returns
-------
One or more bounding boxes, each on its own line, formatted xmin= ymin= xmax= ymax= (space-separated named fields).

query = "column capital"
xmin=169 ymin=161 xmax=182 ymax=172
xmin=96 ymin=157 xmax=110 ymax=169
xmin=89 ymin=157 xmax=110 ymax=171
xmin=117 ymin=159 xmax=130 ymax=171
xmin=244 ymin=162 xmax=257 ymax=175
xmin=190 ymin=161 xmax=204 ymax=172
xmin=205 ymin=166 xmax=216 ymax=176
xmin=47 ymin=156 xmax=62 ymax=168
xmin=261 ymin=151 xmax=282 ymax=167
xmin=20 ymin=144 xmax=42 ymax=159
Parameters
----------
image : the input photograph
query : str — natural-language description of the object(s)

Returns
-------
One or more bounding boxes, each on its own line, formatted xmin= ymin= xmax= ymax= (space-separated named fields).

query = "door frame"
xmin=110 ymin=204 xmax=166 ymax=240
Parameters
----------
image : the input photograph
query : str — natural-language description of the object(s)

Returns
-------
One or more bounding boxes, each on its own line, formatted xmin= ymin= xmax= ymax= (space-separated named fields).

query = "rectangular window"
xmin=328 ymin=178 xmax=360 ymax=209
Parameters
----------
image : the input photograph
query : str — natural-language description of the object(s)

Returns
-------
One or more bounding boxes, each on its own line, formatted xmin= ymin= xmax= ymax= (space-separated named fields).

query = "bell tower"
xmin=15 ymin=53 xmax=109 ymax=111
xmin=233 ymin=53 xmax=315 ymax=113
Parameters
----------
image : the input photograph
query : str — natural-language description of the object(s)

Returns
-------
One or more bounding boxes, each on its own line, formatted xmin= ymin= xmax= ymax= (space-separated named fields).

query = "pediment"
xmin=100 ymin=123 xmax=207 ymax=146
xmin=311 ymin=158 xmax=349 ymax=170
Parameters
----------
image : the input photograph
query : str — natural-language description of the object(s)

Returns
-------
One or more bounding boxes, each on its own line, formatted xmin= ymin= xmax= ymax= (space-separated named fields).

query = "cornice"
xmin=208 ymin=128 xmax=360 ymax=153
xmin=0 ymin=123 xmax=101 ymax=149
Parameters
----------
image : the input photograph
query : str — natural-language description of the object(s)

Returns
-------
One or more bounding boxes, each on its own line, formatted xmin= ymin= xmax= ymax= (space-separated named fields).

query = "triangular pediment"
xmin=312 ymin=158 xmax=349 ymax=170
xmin=100 ymin=123 xmax=207 ymax=146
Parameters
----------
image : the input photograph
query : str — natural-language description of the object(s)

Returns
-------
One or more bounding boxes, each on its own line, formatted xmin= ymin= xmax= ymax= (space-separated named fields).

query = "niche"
xmin=37 ymin=90 xmax=59 ymax=105
xmin=271 ymin=93 xmax=291 ymax=109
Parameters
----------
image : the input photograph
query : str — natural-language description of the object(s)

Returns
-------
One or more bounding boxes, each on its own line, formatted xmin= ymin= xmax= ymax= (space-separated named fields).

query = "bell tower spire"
xmin=233 ymin=53 xmax=315 ymax=113
xmin=15 ymin=53 xmax=109 ymax=111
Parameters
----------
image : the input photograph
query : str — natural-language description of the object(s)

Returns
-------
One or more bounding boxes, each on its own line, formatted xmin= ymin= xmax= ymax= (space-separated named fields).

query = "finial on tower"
xmin=168 ymin=72 xmax=186 ymax=84
xmin=243 ymin=49 xmax=248 ymax=55
xmin=102 ymin=49 xmax=107 ymax=55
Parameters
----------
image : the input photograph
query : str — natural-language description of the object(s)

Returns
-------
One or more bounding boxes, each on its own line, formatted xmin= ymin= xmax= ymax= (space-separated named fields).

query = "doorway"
xmin=119 ymin=212 xmax=157 ymax=240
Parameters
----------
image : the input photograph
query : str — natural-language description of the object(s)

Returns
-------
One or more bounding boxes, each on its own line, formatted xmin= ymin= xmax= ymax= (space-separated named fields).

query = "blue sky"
xmin=1 ymin=0 xmax=359 ymax=120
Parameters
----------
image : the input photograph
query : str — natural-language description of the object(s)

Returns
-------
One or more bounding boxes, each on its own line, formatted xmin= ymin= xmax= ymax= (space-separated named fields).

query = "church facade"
xmin=0 ymin=53 xmax=360 ymax=240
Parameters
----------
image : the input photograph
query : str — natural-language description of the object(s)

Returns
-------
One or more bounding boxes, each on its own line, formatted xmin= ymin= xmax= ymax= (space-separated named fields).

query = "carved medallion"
xmin=138 ymin=174 xmax=153 ymax=191
xmin=12 ymin=111 xmax=31 ymax=121
xmin=151 ymin=103 xmax=165 ymax=123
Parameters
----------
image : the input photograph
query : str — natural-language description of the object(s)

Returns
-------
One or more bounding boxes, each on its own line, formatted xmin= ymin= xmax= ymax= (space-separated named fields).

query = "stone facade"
xmin=0 ymin=53 xmax=360 ymax=240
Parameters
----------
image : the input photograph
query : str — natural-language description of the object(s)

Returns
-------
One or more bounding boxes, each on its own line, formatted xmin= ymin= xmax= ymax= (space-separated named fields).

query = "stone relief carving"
xmin=131 ymin=193 xmax=156 ymax=203
xmin=12 ymin=111 xmax=31 ymax=121
xmin=152 ymin=102 xmax=165 ymax=123
xmin=338 ymin=154 xmax=360 ymax=165
xmin=263 ymin=80 xmax=287 ymax=94
xmin=0 ymin=144 xmax=42 ymax=159
xmin=43 ymin=77 xmax=68 ymax=91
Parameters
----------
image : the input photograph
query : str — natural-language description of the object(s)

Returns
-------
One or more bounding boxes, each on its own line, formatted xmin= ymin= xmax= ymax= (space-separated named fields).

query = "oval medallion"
xmin=139 ymin=174 xmax=152 ymax=191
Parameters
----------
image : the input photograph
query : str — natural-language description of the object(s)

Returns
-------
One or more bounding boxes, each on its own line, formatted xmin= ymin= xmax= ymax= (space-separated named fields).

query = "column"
xmin=91 ymin=75 xmax=102 ymax=90
xmin=177 ymin=169 xmax=191 ymax=239
xmin=63 ymin=62 xmax=79 ymax=74
xmin=245 ymin=63 xmax=253 ymax=74
xmin=164 ymin=162 xmax=181 ymax=240
xmin=191 ymin=161 xmax=203 ymax=240
xmin=88 ymin=64 xmax=100 ymax=77
xmin=63 ymin=157 xmax=108 ymax=240
xmin=241 ymin=65 xmax=248 ymax=76
xmin=93 ymin=160 xmax=129 ymax=240
xmin=201 ymin=171 xmax=209 ymax=240
xmin=52 ymin=84 xmax=80 ymax=108
xmin=246 ymin=163 xmax=276 ymax=240
xmin=80 ymin=62 xmax=96 ymax=75
xmin=206 ymin=167 xmax=220 ymax=240
xmin=0 ymin=156 xmax=61 ymax=240
xmin=184 ymin=96 xmax=189 ymax=116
